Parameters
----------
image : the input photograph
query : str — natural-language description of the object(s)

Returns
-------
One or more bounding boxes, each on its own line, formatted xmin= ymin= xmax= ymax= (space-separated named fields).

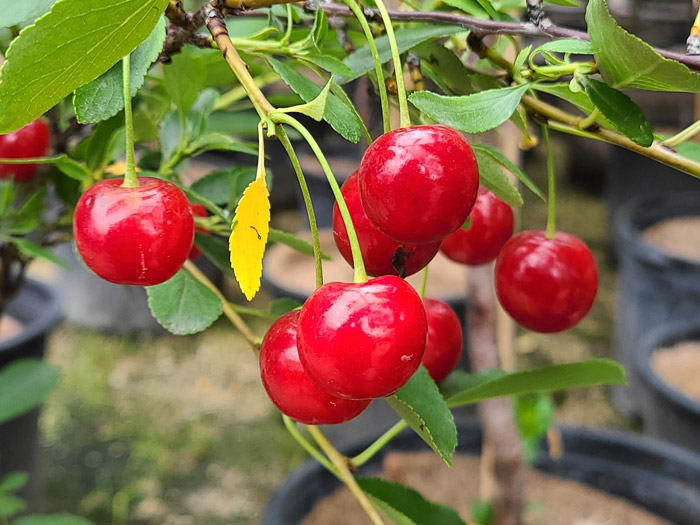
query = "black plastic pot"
xmin=636 ymin=320 xmax=700 ymax=454
xmin=0 ymin=279 xmax=62 ymax=501
xmin=263 ymin=421 xmax=700 ymax=525
xmin=611 ymin=192 xmax=700 ymax=416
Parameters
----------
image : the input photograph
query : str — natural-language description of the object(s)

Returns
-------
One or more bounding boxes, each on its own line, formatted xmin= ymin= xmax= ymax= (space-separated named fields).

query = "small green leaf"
xmin=472 ymin=143 xmax=544 ymax=201
xmin=194 ymin=233 xmax=234 ymax=277
xmin=545 ymin=0 xmax=580 ymax=5
xmin=586 ymin=0 xmax=700 ymax=92
xmin=54 ymin=155 xmax=89 ymax=182
xmin=514 ymin=45 xmax=532 ymax=72
xmin=0 ymin=472 xmax=29 ymax=493
xmin=311 ymin=8 xmax=328 ymax=48
xmin=675 ymin=140 xmax=700 ymax=163
xmin=268 ymin=58 xmax=361 ymax=143
xmin=190 ymin=166 xmax=257 ymax=206
xmin=440 ymin=0 xmax=489 ymax=17
xmin=73 ymin=16 xmax=167 ymax=124
xmin=471 ymin=500 xmax=493 ymax=525
xmin=163 ymin=50 xmax=206 ymax=117
xmin=532 ymin=83 xmax=613 ymax=128
xmin=0 ymin=0 xmax=55 ymax=27
xmin=0 ymin=0 xmax=168 ymax=133
xmin=0 ymin=493 xmax=26 ymax=518
xmin=439 ymin=369 xmax=506 ymax=399
xmin=187 ymin=133 xmax=258 ymax=157
xmin=386 ymin=367 xmax=457 ymax=466
xmin=6 ymin=238 xmax=69 ymax=269
xmin=146 ymin=270 xmax=223 ymax=335
xmin=578 ymin=76 xmax=653 ymax=147
xmin=85 ymin=115 xmax=123 ymax=171
xmin=15 ymin=515 xmax=95 ymax=525
xmin=414 ymin=42 xmax=478 ymax=96
xmin=535 ymin=39 xmax=594 ymax=55
xmin=357 ymin=478 xmax=466 ymax=525
xmin=303 ymin=54 xmax=354 ymax=77
xmin=447 ymin=359 xmax=626 ymax=408
xmin=268 ymin=297 xmax=302 ymax=315
xmin=515 ymin=393 xmax=554 ymax=462
xmin=409 ymin=85 xmax=529 ymax=134
xmin=276 ymin=78 xmax=333 ymax=121
xmin=473 ymin=148 xmax=523 ymax=206
xmin=0 ymin=359 xmax=60 ymax=424
xmin=268 ymin=228 xmax=331 ymax=260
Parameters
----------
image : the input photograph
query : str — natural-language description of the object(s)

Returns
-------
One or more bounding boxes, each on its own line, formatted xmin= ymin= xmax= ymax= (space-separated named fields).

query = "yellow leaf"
xmin=229 ymin=176 xmax=270 ymax=301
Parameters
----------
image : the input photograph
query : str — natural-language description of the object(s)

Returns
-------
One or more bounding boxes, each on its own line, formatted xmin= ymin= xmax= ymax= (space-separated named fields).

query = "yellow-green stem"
xmin=419 ymin=266 xmax=428 ymax=299
xmin=664 ymin=118 xmax=700 ymax=148
xmin=351 ymin=420 xmax=407 ymax=468
xmin=283 ymin=416 xmax=338 ymax=475
xmin=541 ymin=124 xmax=556 ymax=239
xmin=122 ymin=55 xmax=138 ymax=188
xmin=578 ymin=108 xmax=600 ymax=130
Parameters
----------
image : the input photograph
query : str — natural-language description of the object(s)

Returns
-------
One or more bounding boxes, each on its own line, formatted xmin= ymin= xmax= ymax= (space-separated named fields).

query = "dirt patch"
xmin=642 ymin=217 xmax=700 ymax=263
xmin=652 ymin=342 xmax=700 ymax=401
xmin=304 ymin=452 xmax=668 ymax=525
xmin=0 ymin=314 xmax=22 ymax=341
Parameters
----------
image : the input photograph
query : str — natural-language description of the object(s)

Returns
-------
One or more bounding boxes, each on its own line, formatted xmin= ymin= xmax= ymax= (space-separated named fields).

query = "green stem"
xmin=541 ymin=124 xmax=556 ymax=239
xmin=277 ymin=124 xmax=324 ymax=288
xmin=282 ymin=415 xmax=338 ymax=475
xmin=350 ymin=420 xmax=407 ymax=468
xmin=578 ymin=108 xmax=600 ymax=130
xmin=0 ymin=155 xmax=66 ymax=164
xmin=373 ymin=0 xmax=410 ymax=128
xmin=283 ymin=4 xmax=294 ymax=44
xmin=419 ymin=266 xmax=428 ymax=299
xmin=342 ymin=0 xmax=391 ymax=133
xmin=274 ymin=112 xmax=367 ymax=283
xmin=664 ymin=118 xmax=700 ymax=148
xmin=214 ymin=72 xmax=280 ymax=111
xmin=122 ymin=55 xmax=138 ymax=188
xmin=228 ymin=303 xmax=278 ymax=319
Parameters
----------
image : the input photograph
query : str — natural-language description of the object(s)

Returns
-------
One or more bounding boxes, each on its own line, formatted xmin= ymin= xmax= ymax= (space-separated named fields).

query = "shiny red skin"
xmin=358 ymin=125 xmax=479 ymax=244
xmin=495 ymin=230 xmax=598 ymax=333
xmin=188 ymin=204 xmax=208 ymax=261
xmin=422 ymin=298 xmax=463 ymax=383
xmin=297 ymin=276 xmax=428 ymax=399
xmin=0 ymin=120 xmax=51 ymax=182
xmin=260 ymin=311 xmax=371 ymax=424
xmin=333 ymin=172 xmax=440 ymax=277
xmin=73 ymin=177 xmax=194 ymax=286
xmin=441 ymin=188 xmax=514 ymax=266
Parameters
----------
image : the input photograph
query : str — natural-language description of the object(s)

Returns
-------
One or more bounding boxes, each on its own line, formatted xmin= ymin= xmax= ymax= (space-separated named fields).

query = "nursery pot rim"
xmin=0 ymin=279 xmax=62 ymax=356
xmin=635 ymin=319 xmax=700 ymax=419
xmin=612 ymin=191 xmax=700 ymax=270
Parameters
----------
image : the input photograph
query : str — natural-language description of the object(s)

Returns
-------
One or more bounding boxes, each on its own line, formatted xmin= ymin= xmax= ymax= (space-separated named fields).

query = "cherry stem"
xmin=282 ymin=416 xmax=338 ymax=475
xmin=121 ymin=55 xmax=138 ymax=188
xmin=373 ymin=0 xmax=410 ymax=129
xmin=342 ymin=0 xmax=391 ymax=134
xmin=277 ymin=125 xmax=324 ymax=288
xmin=664 ymin=118 xmax=700 ymax=148
xmin=419 ymin=266 xmax=429 ymax=299
xmin=256 ymin=122 xmax=266 ymax=182
xmin=274 ymin=112 xmax=367 ymax=283
xmin=307 ymin=426 xmax=387 ymax=525
xmin=350 ymin=420 xmax=407 ymax=468
xmin=541 ymin=124 xmax=556 ymax=239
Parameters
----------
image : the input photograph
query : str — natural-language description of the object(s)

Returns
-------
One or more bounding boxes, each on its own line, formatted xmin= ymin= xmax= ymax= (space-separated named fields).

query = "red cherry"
xmin=495 ymin=230 xmax=598 ymax=333
xmin=0 ymin=120 xmax=51 ymax=182
xmin=441 ymin=188 xmax=514 ymax=266
xmin=422 ymin=298 xmax=463 ymax=383
xmin=73 ymin=177 xmax=194 ymax=286
xmin=333 ymin=171 xmax=440 ymax=277
xmin=297 ymin=276 xmax=427 ymax=399
xmin=260 ymin=311 xmax=371 ymax=424
xmin=358 ymin=125 xmax=479 ymax=243
xmin=188 ymin=204 xmax=208 ymax=261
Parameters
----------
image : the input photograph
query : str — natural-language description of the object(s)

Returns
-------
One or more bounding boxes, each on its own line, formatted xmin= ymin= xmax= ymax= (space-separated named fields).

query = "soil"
xmin=642 ymin=217 xmax=700 ymax=263
xmin=0 ymin=314 xmax=22 ymax=341
xmin=264 ymin=229 xmax=467 ymax=299
xmin=304 ymin=452 xmax=668 ymax=525
xmin=652 ymin=342 xmax=700 ymax=400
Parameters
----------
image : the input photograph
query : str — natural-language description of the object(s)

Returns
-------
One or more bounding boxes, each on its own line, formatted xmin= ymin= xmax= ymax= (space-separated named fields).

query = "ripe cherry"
xmin=358 ymin=125 xmax=479 ymax=244
xmin=423 ymin=298 xmax=463 ymax=383
xmin=188 ymin=204 xmax=208 ymax=261
xmin=495 ymin=230 xmax=598 ymax=333
xmin=0 ymin=120 xmax=51 ymax=182
xmin=333 ymin=171 xmax=440 ymax=277
xmin=260 ymin=311 xmax=371 ymax=424
xmin=297 ymin=275 xmax=427 ymax=399
xmin=74 ymin=177 xmax=194 ymax=286
xmin=441 ymin=188 xmax=514 ymax=266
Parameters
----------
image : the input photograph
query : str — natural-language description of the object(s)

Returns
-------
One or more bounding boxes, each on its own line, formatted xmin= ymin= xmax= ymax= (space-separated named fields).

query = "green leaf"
xmin=471 ymin=500 xmax=493 ymax=525
xmin=15 ymin=515 xmax=95 ymax=525
xmin=578 ymin=75 xmax=653 ymax=147
xmin=440 ymin=0 xmax=489 ymax=18
xmin=447 ymin=359 xmax=626 ymax=408
xmin=675 ymin=140 xmax=700 ymax=163
xmin=328 ymin=81 xmax=373 ymax=144
xmin=0 ymin=0 xmax=55 ymax=27
xmin=194 ymin=233 xmax=234 ymax=277
xmin=439 ymin=369 xmax=506 ymax=399
xmin=6 ymin=237 xmax=69 ymax=269
xmin=514 ymin=45 xmax=532 ymax=72
xmin=146 ymin=270 xmax=223 ymax=335
xmin=268 ymin=228 xmax=331 ymax=260
xmin=473 ymin=148 xmax=523 ymax=206
xmin=414 ymin=42 xmax=476 ymax=96
xmin=163 ymin=50 xmax=206 ymax=117
xmin=472 ymin=144 xmax=544 ymax=200
xmin=0 ymin=472 xmax=29 ymax=493
xmin=0 ymin=0 xmax=168 ymax=133
xmin=73 ymin=16 xmax=167 ymax=124
xmin=409 ymin=85 xmax=529 ymax=134
xmin=188 ymin=133 xmax=258 ymax=157
xmin=85 ymin=115 xmax=123 ymax=171
xmin=303 ymin=54 xmax=353 ymax=77
xmin=535 ymin=39 xmax=594 ymax=55
xmin=311 ymin=8 xmax=328 ymax=48
xmin=268 ymin=297 xmax=302 ymax=315
xmin=386 ymin=367 xmax=457 ymax=466
xmin=268 ymin=58 xmax=361 ymax=143
xmin=0 ymin=493 xmax=26 ymax=518
xmin=586 ymin=0 xmax=700 ymax=92
xmin=545 ymin=0 xmax=580 ymax=5
xmin=54 ymin=155 xmax=89 ymax=182
xmin=514 ymin=393 xmax=554 ymax=457
xmin=340 ymin=25 xmax=464 ymax=83
xmin=531 ymin=83 xmax=613 ymax=128
xmin=357 ymin=477 xmax=466 ymax=525
xmin=190 ymin=166 xmax=257 ymax=206
xmin=0 ymin=359 xmax=60 ymax=424
xmin=276 ymin=78 xmax=333 ymax=121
